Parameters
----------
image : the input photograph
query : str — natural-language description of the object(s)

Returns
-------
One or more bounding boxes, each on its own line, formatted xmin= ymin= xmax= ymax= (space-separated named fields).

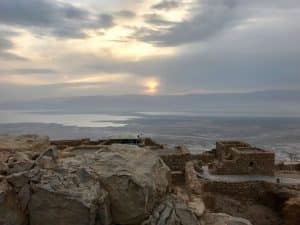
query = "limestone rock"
xmin=188 ymin=195 xmax=206 ymax=218
xmin=185 ymin=161 xmax=203 ymax=195
xmin=7 ymin=171 xmax=31 ymax=190
xmin=142 ymin=195 xmax=199 ymax=225
xmin=94 ymin=145 xmax=170 ymax=225
xmin=283 ymin=196 xmax=300 ymax=225
xmin=36 ymin=147 xmax=58 ymax=169
xmin=201 ymin=213 xmax=252 ymax=225
xmin=29 ymin=167 xmax=111 ymax=225
xmin=0 ymin=179 xmax=27 ymax=225
xmin=6 ymin=152 xmax=35 ymax=175
xmin=62 ymin=145 xmax=171 ymax=225
xmin=6 ymin=168 xmax=41 ymax=213
xmin=0 ymin=161 xmax=8 ymax=175
xmin=0 ymin=140 xmax=37 ymax=176
xmin=0 ymin=151 xmax=11 ymax=175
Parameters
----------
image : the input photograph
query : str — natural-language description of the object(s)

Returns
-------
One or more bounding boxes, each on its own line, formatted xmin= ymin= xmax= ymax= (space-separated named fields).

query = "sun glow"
xmin=0 ymin=73 xmax=130 ymax=86
xmin=144 ymin=78 xmax=160 ymax=94
xmin=68 ymin=74 xmax=129 ymax=84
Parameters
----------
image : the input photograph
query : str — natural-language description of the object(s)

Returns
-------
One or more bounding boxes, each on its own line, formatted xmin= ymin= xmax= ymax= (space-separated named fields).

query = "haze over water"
xmin=0 ymin=108 xmax=299 ymax=162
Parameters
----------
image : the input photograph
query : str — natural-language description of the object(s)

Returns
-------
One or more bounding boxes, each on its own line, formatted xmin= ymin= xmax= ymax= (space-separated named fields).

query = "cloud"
xmin=0 ymin=0 xmax=300 ymax=100
xmin=98 ymin=14 xmax=115 ymax=28
xmin=0 ymin=0 xmax=116 ymax=39
xmin=0 ymin=68 xmax=59 ymax=75
xmin=57 ymin=7 xmax=300 ymax=94
xmin=0 ymin=37 xmax=13 ymax=51
xmin=0 ymin=52 xmax=28 ymax=61
xmin=140 ymin=0 xmax=241 ymax=46
xmin=115 ymin=10 xmax=136 ymax=18
xmin=0 ymin=29 xmax=27 ymax=61
xmin=144 ymin=13 xmax=176 ymax=26
xmin=152 ymin=1 xmax=181 ymax=10
xmin=0 ymin=30 xmax=18 ymax=51
xmin=140 ymin=0 xmax=300 ymax=46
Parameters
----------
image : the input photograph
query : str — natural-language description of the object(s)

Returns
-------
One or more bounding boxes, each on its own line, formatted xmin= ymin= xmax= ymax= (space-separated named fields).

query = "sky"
xmin=0 ymin=0 xmax=300 ymax=102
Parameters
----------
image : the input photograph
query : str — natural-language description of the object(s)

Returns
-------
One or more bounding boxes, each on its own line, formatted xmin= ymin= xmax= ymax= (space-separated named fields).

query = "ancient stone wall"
xmin=276 ymin=163 xmax=300 ymax=171
xmin=157 ymin=146 xmax=218 ymax=186
xmin=51 ymin=138 xmax=160 ymax=150
xmin=184 ymin=160 xmax=299 ymax=225
xmin=160 ymin=154 xmax=188 ymax=171
xmin=50 ymin=139 xmax=92 ymax=149
xmin=201 ymin=178 xmax=300 ymax=210
xmin=190 ymin=153 xmax=215 ymax=164
xmin=201 ymin=178 xmax=300 ymax=225
xmin=202 ymin=179 xmax=267 ymax=201
xmin=216 ymin=141 xmax=251 ymax=161
xmin=159 ymin=149 xmax=215 ymax=173
xmin=214 ymin=141 xmax=275 ymax=175
xmin=214 ymin=149 xmax=275 ymax=175
xmin=185 ymin=161 xmax=283 ymax=204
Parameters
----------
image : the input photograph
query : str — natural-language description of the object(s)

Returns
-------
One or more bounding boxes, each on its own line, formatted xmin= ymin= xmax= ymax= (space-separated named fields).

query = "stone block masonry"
xmin=212 ymin=141 xmax=275 ymax=176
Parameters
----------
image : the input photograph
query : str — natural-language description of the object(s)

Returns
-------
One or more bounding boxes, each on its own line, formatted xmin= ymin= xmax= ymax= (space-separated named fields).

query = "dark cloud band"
xmin=0 ymin=0 xmax=115 ymax=39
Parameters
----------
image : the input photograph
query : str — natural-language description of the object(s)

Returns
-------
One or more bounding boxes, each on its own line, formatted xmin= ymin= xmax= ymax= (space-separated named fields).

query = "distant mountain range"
xmin=1 ymin=90 xmax=300 ymax=117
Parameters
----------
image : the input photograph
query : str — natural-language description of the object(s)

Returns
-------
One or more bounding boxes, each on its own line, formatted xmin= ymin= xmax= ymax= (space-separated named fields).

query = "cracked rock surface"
xmin=61 ymin=144 xmax=171 ymax=225
xmin=29 ymin=167 xmax=111 ymax=225
xmin=0 ymin=179 xmax=28 ymax=225
xmin=142 ymin=195 xmax=200 ymax=225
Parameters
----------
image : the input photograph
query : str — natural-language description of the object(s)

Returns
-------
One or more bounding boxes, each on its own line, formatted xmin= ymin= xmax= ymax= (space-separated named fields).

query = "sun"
xmin=144 ymin=78 xmax=160 ymax=94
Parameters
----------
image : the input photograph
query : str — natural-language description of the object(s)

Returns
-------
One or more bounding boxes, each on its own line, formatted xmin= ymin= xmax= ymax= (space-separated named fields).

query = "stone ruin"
xmin=0 ymin=135 xmax=299 ymax=225
xmin=50 ymin=137 xmax=163 ymax=150
xmin=211 ymin=141 xmax=275 ymax=176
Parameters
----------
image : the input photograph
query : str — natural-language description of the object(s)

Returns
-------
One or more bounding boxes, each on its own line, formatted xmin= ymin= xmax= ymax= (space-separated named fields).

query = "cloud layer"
xmin=0 ymin=0 xmax=299 ymax=101
xmin=0 ymin=0 xmax=115 ymax=38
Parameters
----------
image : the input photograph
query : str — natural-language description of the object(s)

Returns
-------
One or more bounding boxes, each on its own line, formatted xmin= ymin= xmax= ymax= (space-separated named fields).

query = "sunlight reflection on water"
xmin=0 ymin=110 xmax=137 ymax=127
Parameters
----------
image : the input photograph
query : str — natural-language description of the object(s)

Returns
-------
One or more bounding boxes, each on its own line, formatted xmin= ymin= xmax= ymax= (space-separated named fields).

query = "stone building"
xmin=212 ymin=141 xmax=275 ymax=176
xmin=216 ymin=141 xmax=251 ymax=161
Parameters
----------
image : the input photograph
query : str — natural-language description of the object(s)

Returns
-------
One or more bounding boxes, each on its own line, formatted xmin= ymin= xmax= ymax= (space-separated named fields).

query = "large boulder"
xmin=142 ymin=195 xmax=199 ymax=225
xmin=62 ymin=145 xmax=171 ymax=225
xmin=0 ymin=179 xmax=27 ymax=225
xmin=201 ymin=213 xmax=252 ymax=225
xmin=94 ymin=145 xmax=171 ymax=225
xmin=29 ymin=167 xmax=111 ymax=225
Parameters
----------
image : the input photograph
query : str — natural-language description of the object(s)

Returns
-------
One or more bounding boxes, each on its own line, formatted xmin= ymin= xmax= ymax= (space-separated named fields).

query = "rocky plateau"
xmin=0 ymin=135 xmax=299 ymax=225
